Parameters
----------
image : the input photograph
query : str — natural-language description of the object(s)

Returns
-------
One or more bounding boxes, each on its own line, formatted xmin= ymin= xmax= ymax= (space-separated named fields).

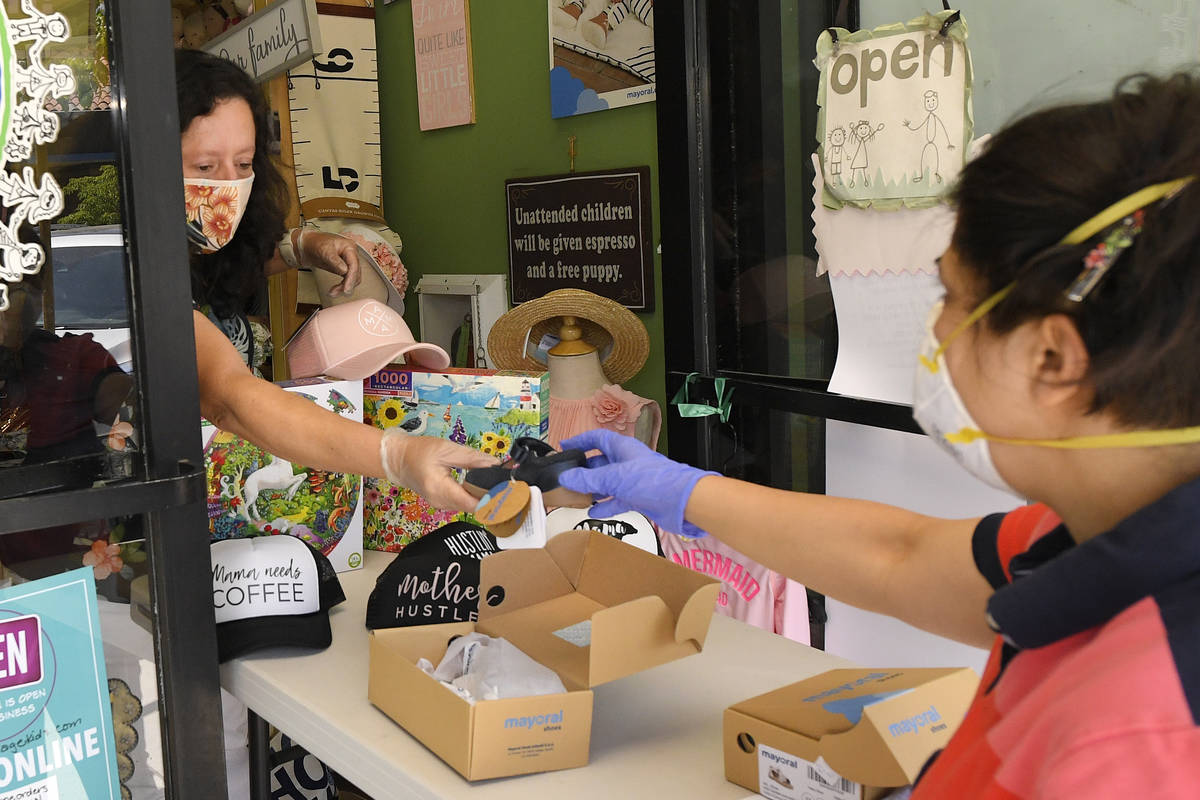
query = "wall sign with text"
xmin=412 ymin=0 xmax=476 ymax=131
xmin=815 ymin=10 xmax=972 ymax=210
xmin=204 ymin=0 xmax=322 ymax=83
xmin=0 ymin=569 xmax=122 ymax=798
xmin=506 ymin=167 xmax=654 ymax=311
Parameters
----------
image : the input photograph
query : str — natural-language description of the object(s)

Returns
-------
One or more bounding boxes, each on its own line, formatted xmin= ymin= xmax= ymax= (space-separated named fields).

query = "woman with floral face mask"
xmin=557 ymin=72 xmax=1200 ymax=796
xmin=176 ymin=51 xmax=495 ymax=513
xmin=177 ymin=49 xmax=361 ymax=375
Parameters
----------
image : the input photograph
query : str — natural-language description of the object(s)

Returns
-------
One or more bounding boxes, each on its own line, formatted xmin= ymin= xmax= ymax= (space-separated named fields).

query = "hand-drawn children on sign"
xmin=847 ymin=120 xmax=884 ymax=188
xmin=814 ymin=10 xmax=971 ymax=209
xmin=0 ymin=0 xmax=72 ymax=312
xmin=903 ymin=89 xmax=956 ymax=184
xmin=825 ymin=126 xmax=847 ymax=186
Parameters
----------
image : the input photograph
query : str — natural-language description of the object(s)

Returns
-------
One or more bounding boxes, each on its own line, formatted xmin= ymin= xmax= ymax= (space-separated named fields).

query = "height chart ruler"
xmin=287 ymin=4 xmax=385 ymax=223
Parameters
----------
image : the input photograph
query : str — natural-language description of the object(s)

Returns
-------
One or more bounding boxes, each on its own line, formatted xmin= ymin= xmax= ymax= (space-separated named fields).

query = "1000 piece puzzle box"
xmin=362 ymin=367 xmax=549 ymax=551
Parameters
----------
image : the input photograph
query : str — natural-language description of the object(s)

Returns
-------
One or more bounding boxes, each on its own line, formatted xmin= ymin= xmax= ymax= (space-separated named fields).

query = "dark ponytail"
xmin=951 ymin=71 xmax=1200 ymax=428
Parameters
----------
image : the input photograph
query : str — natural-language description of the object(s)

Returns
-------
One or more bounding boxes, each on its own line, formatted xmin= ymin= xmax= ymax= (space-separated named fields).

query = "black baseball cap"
xmin=211 ymin=535 xmax=346 ymax=663
xmin=396 ymin=521 xmax=499 ymax=562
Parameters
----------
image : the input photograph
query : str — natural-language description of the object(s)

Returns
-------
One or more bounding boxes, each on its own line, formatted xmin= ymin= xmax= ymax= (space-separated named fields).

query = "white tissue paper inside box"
xmin=416 ymin=632 xmax=567 ymax=704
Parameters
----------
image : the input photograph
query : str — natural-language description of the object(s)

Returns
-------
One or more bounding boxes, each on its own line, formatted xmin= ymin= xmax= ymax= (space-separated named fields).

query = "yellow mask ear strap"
xmin=1061 ymin=177 xmax=1194 ymax=245
xmin=919 ymin=282 xmax=1015 ymax=372
xmin=946 ymin=425 xmax=1200 ymax=449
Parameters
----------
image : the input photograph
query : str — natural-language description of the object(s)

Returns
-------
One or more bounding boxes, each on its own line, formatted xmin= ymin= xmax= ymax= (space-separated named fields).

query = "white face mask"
xmin=183 ymin=174 xmax=254 ymax=253
xmin=912 ymin=300 xmax=1019 ymax=495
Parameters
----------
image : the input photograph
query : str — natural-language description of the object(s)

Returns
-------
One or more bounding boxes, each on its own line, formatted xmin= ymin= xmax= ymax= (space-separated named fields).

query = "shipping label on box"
xmin=362 ymin=367 xmax=549 ymax=552
xmin=201 ymin=377 xmax=364 ymax=572
xmin=758 ymin=744 xmax=860 ymax=800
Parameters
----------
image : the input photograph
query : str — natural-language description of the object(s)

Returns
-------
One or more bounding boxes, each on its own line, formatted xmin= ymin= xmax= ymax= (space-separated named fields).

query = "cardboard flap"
xmin=368 ymin=629 xmax=475 ymax=776
xmin=477 ymin=545 xmax=576 ymax=621
xmin=820 ymin=668 xmax=979 ymax=786
xmin=674 ymin=582 xmax=721 ymax=646
xmin=588 ymin=594 xmax=699 ymax=686
xmin=544 ymin=529 xmax=591 ymax=586
xmin=563 ymin=530 xmax=720 ymax=629
xmin=818 ymin=712 xmax=911 ymax=787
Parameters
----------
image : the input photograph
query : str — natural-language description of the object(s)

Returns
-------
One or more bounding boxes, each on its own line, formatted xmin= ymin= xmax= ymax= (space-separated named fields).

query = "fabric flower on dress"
xmin=341 ymin=232 xmax=409 ymax=295
xmin=107 ymin=421 xmax=133 ymax=451
xmin=591 ymin=384 xmax=639 ymax=432
xmin=83 ymin=539 xmax=124 ymax=581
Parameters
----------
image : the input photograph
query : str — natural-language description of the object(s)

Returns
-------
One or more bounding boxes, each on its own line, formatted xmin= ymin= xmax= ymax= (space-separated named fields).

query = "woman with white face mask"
xmin=176 ymin=51 xmax=495 ymax=512
xmin=557 ymin=72 xmax=1200 ymax=796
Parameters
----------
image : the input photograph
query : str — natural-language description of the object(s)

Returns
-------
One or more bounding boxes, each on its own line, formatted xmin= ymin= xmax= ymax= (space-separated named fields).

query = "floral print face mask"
xmin=183 ymin=174 xmax=254 ymax=253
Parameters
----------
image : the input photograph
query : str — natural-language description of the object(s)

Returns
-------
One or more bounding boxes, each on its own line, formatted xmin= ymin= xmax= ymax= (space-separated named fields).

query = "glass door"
xmin=0 ymin=0 xmax=225 ymax=795
xmin=656 ymin=0 xmax=1200 ymax=651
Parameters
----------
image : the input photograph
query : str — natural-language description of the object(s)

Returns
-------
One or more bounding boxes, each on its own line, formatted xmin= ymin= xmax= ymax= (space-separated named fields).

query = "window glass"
xmin=0 ymin=0 xmax=136 ymax=491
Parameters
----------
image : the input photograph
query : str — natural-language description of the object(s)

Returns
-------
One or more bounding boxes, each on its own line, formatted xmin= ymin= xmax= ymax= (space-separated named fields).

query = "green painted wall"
xmin=375 ymin=1 xmax=667 ymax=426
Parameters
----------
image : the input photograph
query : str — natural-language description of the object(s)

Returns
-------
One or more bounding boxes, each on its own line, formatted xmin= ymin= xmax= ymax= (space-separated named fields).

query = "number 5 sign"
xmin=287 ymin=5 xmax=386 ymax=223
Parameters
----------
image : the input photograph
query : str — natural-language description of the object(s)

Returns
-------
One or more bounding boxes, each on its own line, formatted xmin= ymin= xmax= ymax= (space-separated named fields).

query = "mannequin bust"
xmin=546 ymin=315 xmax=658 ymax=448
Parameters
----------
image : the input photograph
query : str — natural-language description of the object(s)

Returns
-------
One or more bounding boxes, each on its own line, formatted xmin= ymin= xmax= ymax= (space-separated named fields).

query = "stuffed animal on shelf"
xmin=173 ymin=0 xmax=246 ymax=50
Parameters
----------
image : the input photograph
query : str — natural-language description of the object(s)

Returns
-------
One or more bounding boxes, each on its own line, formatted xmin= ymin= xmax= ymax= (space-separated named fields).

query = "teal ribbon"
xmin=670 ymin=373 xmax=734 ymax=424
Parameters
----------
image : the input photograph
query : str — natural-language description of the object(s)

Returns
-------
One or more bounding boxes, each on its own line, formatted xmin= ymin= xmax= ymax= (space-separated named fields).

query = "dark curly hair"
xmin=950 ymin=71 xmax=1200 ymax=429
xmin=176 ymin=49 xmax=288 ymax=317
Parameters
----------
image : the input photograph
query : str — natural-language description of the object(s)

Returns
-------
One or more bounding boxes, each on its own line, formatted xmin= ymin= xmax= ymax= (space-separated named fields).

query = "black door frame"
xmin=655 ymin=0 xmax=918 ymax=479
xmin=0 ymin=0 xmax=226 ymax=794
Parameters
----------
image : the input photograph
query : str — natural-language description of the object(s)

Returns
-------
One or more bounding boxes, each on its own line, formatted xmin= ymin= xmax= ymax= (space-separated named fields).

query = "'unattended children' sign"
xmin=505 ymin=167 xmax=654 ymax=310
xmin=816 ymin=11 xmax=972 ymax=209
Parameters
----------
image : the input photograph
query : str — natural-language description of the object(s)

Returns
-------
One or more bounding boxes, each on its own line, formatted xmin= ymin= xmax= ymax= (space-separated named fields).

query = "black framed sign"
xmin=505 ymin=166 xmax=654 ymax=311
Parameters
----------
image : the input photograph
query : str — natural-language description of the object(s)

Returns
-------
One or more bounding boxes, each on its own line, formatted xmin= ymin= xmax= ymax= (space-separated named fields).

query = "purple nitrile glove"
xmin=557 ymin=429 xmax=717 ymax=538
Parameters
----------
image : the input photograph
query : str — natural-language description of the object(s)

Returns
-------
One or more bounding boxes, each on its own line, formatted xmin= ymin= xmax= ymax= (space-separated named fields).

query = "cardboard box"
xmin=201 ymin=377 xmax=364 ymax=572
xmin=724 ymin=668 xmax=978 ymax=799
xmin=361 ymin=366 xmax=550 ymax=552
xmin=369 ymin=530 xmax=721 ymax=780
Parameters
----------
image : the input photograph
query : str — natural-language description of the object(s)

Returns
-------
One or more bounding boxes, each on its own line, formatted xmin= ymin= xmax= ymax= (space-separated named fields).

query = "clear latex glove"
xmin=557 ymin=429 xmax=717 ymax=538
xmin=381 ymin=429 xmax=497 ymax=512
xmin=300 ymin=230 xmax=362 ymax=297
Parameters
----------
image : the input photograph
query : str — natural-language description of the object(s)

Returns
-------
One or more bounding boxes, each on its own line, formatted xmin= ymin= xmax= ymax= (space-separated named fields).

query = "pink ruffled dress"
xmin=548 ymin=384 xmax=662 ymax=450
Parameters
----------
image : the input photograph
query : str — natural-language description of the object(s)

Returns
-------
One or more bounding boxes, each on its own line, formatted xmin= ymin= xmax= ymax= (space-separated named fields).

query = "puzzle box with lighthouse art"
xmin=362 ymin=367 xmax=549 ymax=552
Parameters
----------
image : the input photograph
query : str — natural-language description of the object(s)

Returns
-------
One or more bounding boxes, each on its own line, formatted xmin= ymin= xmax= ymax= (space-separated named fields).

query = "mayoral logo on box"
xmin=815 ymin=10 xmax=972 ymax=211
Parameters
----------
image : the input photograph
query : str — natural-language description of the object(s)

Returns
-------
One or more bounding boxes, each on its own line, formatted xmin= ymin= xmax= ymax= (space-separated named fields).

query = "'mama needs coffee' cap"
xmin=212 ymin=535 xmax=346 ymax=663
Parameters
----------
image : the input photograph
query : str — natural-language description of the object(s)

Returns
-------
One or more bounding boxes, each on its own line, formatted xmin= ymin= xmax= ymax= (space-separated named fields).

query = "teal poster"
xmin=0 ymin=568 xmax=120 ymax=799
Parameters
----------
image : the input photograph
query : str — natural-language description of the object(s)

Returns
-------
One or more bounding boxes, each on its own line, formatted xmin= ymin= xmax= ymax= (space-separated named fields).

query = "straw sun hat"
xmin=487 ymin=289 xmax=649 ymax=385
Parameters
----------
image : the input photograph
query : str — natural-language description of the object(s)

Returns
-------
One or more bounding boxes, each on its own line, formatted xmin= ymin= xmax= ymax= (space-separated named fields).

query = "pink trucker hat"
xmin=287 ymin=298 xmax=450 ymax=380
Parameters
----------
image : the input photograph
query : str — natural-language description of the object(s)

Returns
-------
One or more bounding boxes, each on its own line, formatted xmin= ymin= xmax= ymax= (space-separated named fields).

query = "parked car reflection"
xmin=45 ymin=224 xmax=131 ymax=371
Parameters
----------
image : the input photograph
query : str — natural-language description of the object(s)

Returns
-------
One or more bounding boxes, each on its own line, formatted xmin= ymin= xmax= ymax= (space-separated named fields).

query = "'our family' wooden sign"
xmin=815 ymin=10 xmax=972 ymax=210
xmin=204 ymin=0 xmax=322 ymax=83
